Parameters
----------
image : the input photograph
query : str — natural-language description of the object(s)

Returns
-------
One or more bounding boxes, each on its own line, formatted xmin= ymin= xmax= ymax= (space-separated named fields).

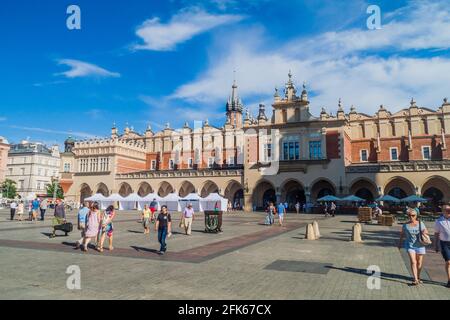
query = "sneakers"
xmin=446 ymin=281 xmax=450 ymax=288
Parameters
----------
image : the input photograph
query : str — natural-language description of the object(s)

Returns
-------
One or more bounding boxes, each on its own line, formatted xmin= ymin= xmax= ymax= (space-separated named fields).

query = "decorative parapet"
xmin=116 ymin=168 xmax=244 ymax=180
xmin=346 ymin=160 xmax=450 ymax=173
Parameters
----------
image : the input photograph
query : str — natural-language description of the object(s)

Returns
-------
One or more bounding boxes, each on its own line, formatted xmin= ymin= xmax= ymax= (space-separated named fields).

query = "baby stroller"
xmin=50 ymin=217 xmax=73 ymax=238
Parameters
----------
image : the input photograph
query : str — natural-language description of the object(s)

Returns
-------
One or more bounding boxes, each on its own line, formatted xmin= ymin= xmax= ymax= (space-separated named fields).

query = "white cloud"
xmin=8 ymin=125 xmax=97 ymax=139
xmin=56 ymin=59 xmax=120 ymax=79
xmin=169 ymin=0 xmax=450 ymax=117
xmin=134 ymin=8 xmax=245 ymax=51
xmin=0 ymin=117 xmax=6 ymax=121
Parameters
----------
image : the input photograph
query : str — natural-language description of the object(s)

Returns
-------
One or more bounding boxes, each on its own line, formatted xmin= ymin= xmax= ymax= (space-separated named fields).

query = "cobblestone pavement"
xmin=0 ymin=209 xmax=448 ymax=300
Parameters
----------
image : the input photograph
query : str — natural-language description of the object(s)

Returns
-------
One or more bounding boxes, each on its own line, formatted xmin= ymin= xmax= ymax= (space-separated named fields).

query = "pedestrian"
xmin=324 ymin=203 xmax=329 ymax=217
xmin=17 ymin=201 xmax=24 ymax=221
xmin=295 ymin=202 xmax=300 ymax=214
xmin=39 ymin=198 xmax=48 ymax=221
xmin=266 ymin=202 xmax=276 ymax=225
xmin=182 ymin=203 xmax=195 ymax=235
xmin=53 ymin=199 xmax=66 ymax=224
xmin=9 ymin=201 xmax=17 ymax=221
xmin=142 ymin=204 xmax=152 ymax=234
xmin=155 ymin=205 xmax=172 ymax=255
xmin=434 ymin=205 xmax=450 ymax=288
xmin=31 ymin=198 xmax=40 ymax=221
xmin=82 ymin=202 xmax=101 ymax=252
xmin=98 ymin=205 xmax=115 ymax=252
xmin=277 ymin=202 xmax=286 ymax=226
xmin=27 ymin=201 xmax=33 ymax=221
xmin=10 ymin=200 xmax=17 ymax=220
xmin=330 ymin=202 xmax=337 ymax=217
xmin=75 ymin=202 xmax=90 ymax=250
xmin=149 ymin=198 xmax=158 ymax=221
xmin=398 ymin=208 xmax=430 ymax=286
xmin=284 ymin=201 xmax=289 ymax=213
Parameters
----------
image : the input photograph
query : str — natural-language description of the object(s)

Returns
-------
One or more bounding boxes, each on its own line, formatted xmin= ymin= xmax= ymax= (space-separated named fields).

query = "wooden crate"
xmin=380 ymin=215 xmax=394 ymax=226
xmin=358 ymin=207 xmax=372 ymax=222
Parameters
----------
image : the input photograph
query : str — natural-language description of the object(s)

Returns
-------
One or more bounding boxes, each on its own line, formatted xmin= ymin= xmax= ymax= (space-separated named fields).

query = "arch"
xmin=384 ymin=177 xmax=415 ymax=198
xmin=95 ymin=183 xmax=109 ymax=197
xmin=79 ymin=183 xmax=92 ymax=203
xmin=252 ymin=180 xmax=276 ymax=210
xmin=118 ymin=182 xmax=133 ymax=197
xmin=421 ymin=175 xmax=450 ymax=206
xmin=200 ymin=180 xmax=220 ymax=198
xmin=158 ymin=181 xmax=174 ymax=197
xmin=349 ymin=178 xmax=378 ymax=202
xmin=179 ymin=181 xmax=196 ymax=198
xmin=224 ymin=180 xmax=244 ymax=209
xmin=137 ymin=182 xmax=153 ymax=197
xmin=281 ymin=179 xmax=306 ymax=210
xmin=310 ymin=178 xmax=336 ymax=202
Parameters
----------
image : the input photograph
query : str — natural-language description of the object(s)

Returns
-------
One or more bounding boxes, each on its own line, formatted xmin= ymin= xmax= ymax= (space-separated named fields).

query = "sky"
xmin=0 ymin=0 xmax=450 ymax=147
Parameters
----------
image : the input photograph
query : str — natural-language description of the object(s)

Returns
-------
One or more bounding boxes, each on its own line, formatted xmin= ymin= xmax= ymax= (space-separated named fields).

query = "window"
xmin=208 ymin=157 xmax=215 ymax=168
xmin=64 ymin=163 xmax=71 ymax=173
xmin=169 ymin=159 xmax=174 ymax=170
xmin=19 ymin=180 xmax=24 ymax=189
xmin=264 ymin=144 xmax=272 ymax=162
xmin=390 ymin=147 xmax=398 ymax=161
xmin=38 ymin=168 xmax=42 ymax=176
xmin=187 ymin=158 xmax=193 ymax=169
xmin=20 ymin=168 xmax=25 ymax=176
xmin=360 ymin=149 xmax=368 ymax=162
xmin=151 ymin=160 xmax=156 ymax=170
xmin=227 ymin=156 xmax=235 ymax=166
xmin=309 ymin=141 xmax=322 ymax=159
xmin=283 ymin=141 xmax=300 ymax=160
xmin=422 ymin=146 xmax=431 ymax=160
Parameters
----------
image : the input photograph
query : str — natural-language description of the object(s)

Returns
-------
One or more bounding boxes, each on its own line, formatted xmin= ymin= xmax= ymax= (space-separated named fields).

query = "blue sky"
xmin=0 ymin=0 xmax=449 ymax=146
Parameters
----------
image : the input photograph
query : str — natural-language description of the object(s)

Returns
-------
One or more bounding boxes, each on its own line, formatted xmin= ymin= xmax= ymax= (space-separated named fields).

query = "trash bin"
xmin=204 ymin=211 xmax=223 ymax=233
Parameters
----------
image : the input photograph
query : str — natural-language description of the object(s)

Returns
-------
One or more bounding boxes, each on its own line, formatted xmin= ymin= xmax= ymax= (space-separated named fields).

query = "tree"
xmin=46 ymin=182 xmax=65 ymax=200
xmin=1 ymin=179 xmax=17 ymax=199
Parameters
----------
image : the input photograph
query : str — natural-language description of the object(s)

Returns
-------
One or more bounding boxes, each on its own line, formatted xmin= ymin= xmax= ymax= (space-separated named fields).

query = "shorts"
xmin=440 ymin=241 xmax=450 ymax=262
xmin=150 ymin=208 xmax=156 ymax=214
xmin=406 ymin=246 xmax=426 ymax=255
xmin=143 ymin=218 xmax=150 ymax=229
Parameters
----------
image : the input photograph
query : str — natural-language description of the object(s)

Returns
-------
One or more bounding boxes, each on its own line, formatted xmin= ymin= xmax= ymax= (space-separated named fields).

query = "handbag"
xmin=179 ymin=217 xmax=186 ymax=229
xmin=418 ymin=219 xmax=432 ymax=246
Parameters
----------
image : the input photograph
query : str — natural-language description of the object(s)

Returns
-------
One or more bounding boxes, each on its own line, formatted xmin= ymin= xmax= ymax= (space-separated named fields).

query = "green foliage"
xmin=46 ymin=182 xmax=65 ymax=199
xmin=1 ymin=179 xmax=17 ymax=199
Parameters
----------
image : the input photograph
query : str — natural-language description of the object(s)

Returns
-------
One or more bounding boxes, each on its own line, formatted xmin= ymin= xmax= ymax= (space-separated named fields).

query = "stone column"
xmin=244 ymin=192 xmax=253 ymax=212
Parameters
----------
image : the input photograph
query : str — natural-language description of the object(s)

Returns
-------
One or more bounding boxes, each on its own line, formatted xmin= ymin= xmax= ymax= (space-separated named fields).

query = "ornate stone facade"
xmin=61 ymin=73 xmax=450 ymax=211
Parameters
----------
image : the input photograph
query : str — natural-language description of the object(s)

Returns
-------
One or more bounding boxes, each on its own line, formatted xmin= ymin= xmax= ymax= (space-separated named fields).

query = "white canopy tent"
xmin=84 ymin=193 xmax=110 ymax=210
xmin=159 ymin=193 xmax=181 ymax=212
xmin=139 ymin=193 xmax=162 ymax=211
xmin=120 ymin=193 xmax=143 ymax=210
xmin=104 ymin=193 xmax=125 ymax=210
xmin=201 ymin=193 xmax=228 ymax=211
xmin=179 ymin=193 xmax=204 ymax=212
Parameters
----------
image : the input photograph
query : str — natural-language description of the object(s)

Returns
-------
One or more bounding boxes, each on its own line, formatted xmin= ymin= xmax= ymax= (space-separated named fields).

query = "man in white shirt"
xmin=182 ymin=203 xmax=195 ymax=235
xmin=434 ymin=205 xmax=450 ymax=288
xmin=10 ymin=201 xmax=17 ymax=221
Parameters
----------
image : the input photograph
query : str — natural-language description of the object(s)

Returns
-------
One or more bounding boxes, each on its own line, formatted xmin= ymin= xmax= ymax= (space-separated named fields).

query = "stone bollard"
xmin=305 ymin=223 xmax=317 ymax=240
xmin=313 ymin=221 xmax=321 ymax=239
xmin=351 ymin=223 xmax=363 ymax=242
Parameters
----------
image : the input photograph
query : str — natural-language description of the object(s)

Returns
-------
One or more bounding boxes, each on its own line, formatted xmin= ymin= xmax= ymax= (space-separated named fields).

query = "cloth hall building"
xmin=60 ymin=73 xmax=450 ymax=211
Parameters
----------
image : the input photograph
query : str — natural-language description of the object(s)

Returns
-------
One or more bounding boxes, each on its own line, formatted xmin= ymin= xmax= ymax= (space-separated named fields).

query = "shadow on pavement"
xmin=327 ymin=266 xmax=444 ymax=287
